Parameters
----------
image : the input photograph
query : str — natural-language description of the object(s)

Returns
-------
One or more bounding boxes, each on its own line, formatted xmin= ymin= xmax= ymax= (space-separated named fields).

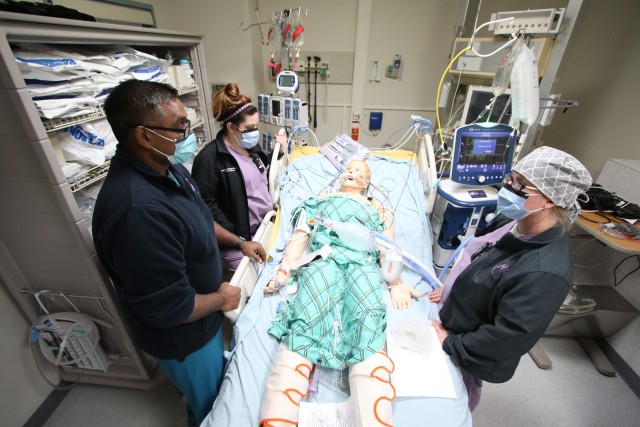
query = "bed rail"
xmin=417 ymin=132 xmax=438 ymax=215
xmin=224 ymin=210 xmax=277 ymax=323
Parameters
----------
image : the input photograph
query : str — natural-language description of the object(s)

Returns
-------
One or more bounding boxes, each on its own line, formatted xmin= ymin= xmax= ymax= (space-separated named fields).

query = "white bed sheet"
xmin=202 ymin=154 xmax=471 ymax=427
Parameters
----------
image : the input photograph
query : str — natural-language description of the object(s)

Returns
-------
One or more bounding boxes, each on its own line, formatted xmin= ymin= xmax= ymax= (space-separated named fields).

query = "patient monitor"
xmin=431 ymin=123 xmax=517 ymax=271
xmin=276 ymin=70 xmax=299 ymax=94
xmin=450 ymin=123 xmax=515 ymax=185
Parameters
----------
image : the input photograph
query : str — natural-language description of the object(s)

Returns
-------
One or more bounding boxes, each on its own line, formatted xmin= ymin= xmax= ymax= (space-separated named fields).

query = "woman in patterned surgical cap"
xmin=430 ymin=146 xmax=592 ymax=411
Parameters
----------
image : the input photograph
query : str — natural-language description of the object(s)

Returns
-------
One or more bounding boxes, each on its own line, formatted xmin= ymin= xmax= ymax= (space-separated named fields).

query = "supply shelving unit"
xmin=0 ymin=11 xmax=214 ymax=388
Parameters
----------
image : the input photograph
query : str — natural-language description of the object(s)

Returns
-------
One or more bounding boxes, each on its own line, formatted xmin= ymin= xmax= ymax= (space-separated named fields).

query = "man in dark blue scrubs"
xmin=93 ymin=80 xmax=240 ymax=426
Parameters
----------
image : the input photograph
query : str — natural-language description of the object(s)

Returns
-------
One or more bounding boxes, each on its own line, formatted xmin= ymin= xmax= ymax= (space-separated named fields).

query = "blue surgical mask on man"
xmin=148 ymin=130 xmax=197 ymax=164
xmin=497 ymin=187 xmax=543 ymax=220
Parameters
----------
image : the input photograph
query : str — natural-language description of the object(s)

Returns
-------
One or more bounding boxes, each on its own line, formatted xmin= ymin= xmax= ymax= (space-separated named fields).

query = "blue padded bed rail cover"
xmin=202 ymin=154 xmax=472 ymax=427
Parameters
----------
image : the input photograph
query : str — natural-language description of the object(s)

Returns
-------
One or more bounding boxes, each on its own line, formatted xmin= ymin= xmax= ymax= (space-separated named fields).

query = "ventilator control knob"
xmin=478 ymin=175 xmax=486 ymax=184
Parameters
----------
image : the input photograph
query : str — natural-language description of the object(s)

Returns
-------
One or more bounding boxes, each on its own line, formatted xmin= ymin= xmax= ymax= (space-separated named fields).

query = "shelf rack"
xmin=0 ymin=11 xmax=214 ymax=389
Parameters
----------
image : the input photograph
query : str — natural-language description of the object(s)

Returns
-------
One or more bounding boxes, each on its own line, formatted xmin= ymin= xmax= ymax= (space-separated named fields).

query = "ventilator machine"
xmin=431 ymin=122 xmax=517 ymax=272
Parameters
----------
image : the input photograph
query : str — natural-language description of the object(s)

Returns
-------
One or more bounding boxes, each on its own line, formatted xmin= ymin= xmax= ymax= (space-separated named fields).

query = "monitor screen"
xmin=281 ymin=74 xmax=295 ymax=87
xmin=451 ymin=123 xmax=516 ymax=185
xmin=462 ymin=85 xmax=511 ymax=125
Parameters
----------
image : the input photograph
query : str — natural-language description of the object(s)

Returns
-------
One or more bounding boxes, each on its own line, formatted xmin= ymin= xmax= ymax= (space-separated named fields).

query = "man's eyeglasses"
xmin=134 ymin=119 xmax=192 ymax=144
xmin=502 ymin=173 xmax=539 ymax=197
xmin=250 ymin=153 xmax=265 ymax=172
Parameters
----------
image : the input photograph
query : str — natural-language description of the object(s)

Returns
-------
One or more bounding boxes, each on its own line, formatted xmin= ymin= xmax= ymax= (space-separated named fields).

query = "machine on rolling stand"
xmin=431 ymin=122 xmax=517 ymax=273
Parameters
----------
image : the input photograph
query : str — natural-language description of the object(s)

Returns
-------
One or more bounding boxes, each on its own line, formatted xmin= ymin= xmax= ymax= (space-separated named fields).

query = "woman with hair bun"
xmin=192 ymin=83 xmax=283 ymax=275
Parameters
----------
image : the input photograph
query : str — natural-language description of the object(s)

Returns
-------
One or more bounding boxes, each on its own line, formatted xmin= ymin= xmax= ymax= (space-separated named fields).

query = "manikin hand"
xmin=264 ymin=269 xmax=288 ymax=294
xmin=389 ymin=283 xmax=421 ymax=310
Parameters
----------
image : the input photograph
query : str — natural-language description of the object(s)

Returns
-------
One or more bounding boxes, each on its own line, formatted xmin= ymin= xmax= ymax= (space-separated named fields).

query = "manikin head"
xmin=340 ymin=160 xmax=371 ymax=193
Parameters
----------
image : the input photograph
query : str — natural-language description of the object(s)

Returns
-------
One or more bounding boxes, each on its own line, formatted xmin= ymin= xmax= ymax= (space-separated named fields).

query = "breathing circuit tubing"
xmin=437 ymin=236 xmax=474 ymax=282
xmin=325 ymin=218 xmax=476 ymax=293
xmin=372 ymin=231 xmax=442 ymax=290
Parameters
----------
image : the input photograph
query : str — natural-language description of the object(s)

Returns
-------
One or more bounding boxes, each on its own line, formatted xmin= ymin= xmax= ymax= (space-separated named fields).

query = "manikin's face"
xmin=340 ymin=160 xmax=370 ymax=191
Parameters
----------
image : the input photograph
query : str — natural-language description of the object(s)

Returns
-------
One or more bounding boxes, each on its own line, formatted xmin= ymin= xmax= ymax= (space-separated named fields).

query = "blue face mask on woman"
xmin=497 ymin=187 xmax=543 ymax=220
xmin=234 ymin=125 xmax=260 ymax=149
xmin=239 ymin=130 xmax=260 ymax=149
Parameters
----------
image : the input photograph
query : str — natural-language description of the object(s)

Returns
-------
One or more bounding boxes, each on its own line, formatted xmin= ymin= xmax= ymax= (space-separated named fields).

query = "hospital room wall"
xmin=540 ymin=0 xmax=640 ymax=177
xmin=250 ymin=0 xmax=360 ymax=144
xmin=146 ymin=0 xmax=461 ymax=147
xmin=143 ymin=0 xmax=259 ymax=133
xmin=247 ymin=0 xmax=460 ymax=148
xmin=143 ymin=0 xmax=640 ymax=172
xmin=362 ymin=1 xmax=458 ymax=149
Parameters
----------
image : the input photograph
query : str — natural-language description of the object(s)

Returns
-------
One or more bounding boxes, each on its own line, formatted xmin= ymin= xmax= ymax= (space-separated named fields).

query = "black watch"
xmin=234 ymin=236 xmax=246 ymax=250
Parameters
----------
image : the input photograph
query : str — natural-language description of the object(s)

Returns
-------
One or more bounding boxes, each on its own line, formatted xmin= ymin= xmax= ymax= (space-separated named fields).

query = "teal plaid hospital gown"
xmin=269 ymin=195 xmax=388 ymax=370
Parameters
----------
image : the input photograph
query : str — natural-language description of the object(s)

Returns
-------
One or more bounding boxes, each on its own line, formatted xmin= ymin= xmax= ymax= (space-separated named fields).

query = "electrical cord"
xmin=613 ymin=255 xmax=640 ymax=287
xmin=313 ymin=56 xmax=320 ymax=129
xmin=360 ymin=128 xmax=381 ymax=137
xmin=435 ymin=47 xmax=470 ymax=148
xmin=307 ymin=55 xmax=312 ymax=124
xmin=383 ymin=125 xmax=417 ymax=151
xmin=578 ymin=212 xmax=611 ymax=224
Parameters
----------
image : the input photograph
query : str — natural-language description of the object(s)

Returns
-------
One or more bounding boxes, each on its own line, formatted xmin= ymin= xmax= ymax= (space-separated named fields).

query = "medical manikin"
xmin=260 ymin=160 xmax=417 ymax=427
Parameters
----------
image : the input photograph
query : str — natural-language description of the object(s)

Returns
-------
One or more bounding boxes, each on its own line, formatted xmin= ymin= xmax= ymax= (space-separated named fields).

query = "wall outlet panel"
xmin=490 ymin=8 xmax=565 ymax=35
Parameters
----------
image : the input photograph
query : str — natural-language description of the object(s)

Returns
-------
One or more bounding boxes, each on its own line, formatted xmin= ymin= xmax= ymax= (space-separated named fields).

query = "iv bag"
xmin=492 ymin=39 xmax=521 ymax=96
xmin=510 ymin=44 xmax=540 ymax=127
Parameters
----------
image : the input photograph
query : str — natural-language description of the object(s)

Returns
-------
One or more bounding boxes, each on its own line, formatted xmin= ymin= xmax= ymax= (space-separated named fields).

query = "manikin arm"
xmin=373 ymin=199 xmax=419 ymax=309
xmin=264 ymin=229 xmax=309 ymax=293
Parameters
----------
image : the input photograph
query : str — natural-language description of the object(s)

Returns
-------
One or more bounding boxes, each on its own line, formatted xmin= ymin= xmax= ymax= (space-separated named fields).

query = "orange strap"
xmin=260 ymin=363 xmax=313 ymax=426
xmin=284 ymin=363 xmax=313 ymax=407
xmin=260 ymin=418 xmax=298 ymax=427
xmin=370 ymin=352 xmax=396 ymax=427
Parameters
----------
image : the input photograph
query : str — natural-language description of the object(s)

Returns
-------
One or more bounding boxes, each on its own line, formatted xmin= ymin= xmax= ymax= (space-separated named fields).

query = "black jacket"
xmin=191 ymin=130 xmax=270 ymax=248
xmin=439 ymin=215 xmax=572 ymax=383
xmin=92 ymin=147 xmax=223 ymax=360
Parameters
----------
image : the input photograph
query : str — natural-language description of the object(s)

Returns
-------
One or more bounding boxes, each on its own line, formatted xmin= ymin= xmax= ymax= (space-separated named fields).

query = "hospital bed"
xmin=202 ymin=132 xmax=472 ymax=427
